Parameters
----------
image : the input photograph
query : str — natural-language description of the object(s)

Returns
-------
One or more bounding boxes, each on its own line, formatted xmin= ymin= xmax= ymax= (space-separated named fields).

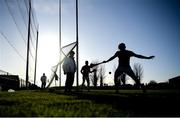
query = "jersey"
xmin=63 ymin=57 xmax=76 ymax=73
xmin=81 ymin=65 xmax=90 ymax=76
xmin=115 ymin=50 xmax=135 ymax=67
xmin=41 ymin=75 xmax=47 ymax=83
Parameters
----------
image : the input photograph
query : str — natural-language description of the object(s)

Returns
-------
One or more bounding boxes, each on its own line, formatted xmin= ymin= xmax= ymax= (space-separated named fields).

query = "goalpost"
xmin=46 ymin=42 xmax=77 ymax=88
xmin=47 ymin=0 xmax=79 ymax=88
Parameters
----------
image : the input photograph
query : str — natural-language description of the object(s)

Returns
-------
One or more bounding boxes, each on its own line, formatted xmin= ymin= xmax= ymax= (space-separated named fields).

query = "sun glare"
xmin=36 ymin=32 xmax=59 ymax=86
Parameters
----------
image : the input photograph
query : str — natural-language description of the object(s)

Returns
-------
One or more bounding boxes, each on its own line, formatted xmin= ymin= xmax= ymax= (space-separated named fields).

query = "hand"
xmin=90 ymin=63 xmax=95 ymax=67
xmin=149 ymin=56 xmax=155 ymax=59
xmin=103 ymin=60 xmax=107 ymax=63
xmin=93 ymin=69 xmax=97 ymax=72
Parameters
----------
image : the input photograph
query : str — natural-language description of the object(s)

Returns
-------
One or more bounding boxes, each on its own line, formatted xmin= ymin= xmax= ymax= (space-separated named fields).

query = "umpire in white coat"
xmin=63 ymin=51 xmax=76 ymax=92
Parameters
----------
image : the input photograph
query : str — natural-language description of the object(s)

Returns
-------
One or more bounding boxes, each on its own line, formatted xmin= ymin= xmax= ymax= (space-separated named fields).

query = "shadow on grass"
xmin=54 ymin=89 xmax=180 ymax=117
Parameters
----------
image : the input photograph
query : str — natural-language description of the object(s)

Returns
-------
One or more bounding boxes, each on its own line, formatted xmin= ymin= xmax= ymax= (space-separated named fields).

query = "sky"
xmin=1 ymin=0 xmax=180 ymax=87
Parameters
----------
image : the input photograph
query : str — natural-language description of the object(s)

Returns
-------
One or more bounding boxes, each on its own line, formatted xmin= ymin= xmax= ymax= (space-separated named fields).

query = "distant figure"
xmin=54 ymin=72 xmax=58 ymax=86
xmin=81 ymin=61 xmax=94 ymax=91
xmin=41 ymin=73 xmax=47 ymax=89
xmin=63 ymin=51 xmax=76 ymax=93
xmin=54 ymin=72 xmax=58 ymax=81
xmin=103 ymin=43 xmax=155 ymax=92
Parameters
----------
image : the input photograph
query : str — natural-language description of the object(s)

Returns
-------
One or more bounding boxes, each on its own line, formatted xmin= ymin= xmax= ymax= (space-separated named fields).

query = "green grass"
xmin=0 ymin=89 xmax=179 ymax=117
xmin=0 ymin=90 xmax=124 ymax=117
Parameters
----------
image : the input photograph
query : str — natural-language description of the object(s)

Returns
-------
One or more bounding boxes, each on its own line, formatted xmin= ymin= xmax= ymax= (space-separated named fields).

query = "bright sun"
xmin=36 ymin=32 xmax=59 ymax=87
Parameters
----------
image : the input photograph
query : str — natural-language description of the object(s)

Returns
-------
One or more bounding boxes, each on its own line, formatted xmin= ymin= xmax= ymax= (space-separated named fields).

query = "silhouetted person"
xmin=81 ymin=61 xmax=94 ymax=91
xmin=54 ymin=72 xmax=58 ymax=86
xmin=54 ymin=72 xmax=58 ymax=81
xmin=41 ymin=73 xmax=47 ymax=89
xmin=103 ymin=43 xmax=155 ymax=93
xmin=63 ymin=51 xmax=76 ymax=93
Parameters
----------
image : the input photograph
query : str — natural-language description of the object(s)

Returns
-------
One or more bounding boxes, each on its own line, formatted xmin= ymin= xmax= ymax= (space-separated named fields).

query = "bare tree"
xmin=133 ymin=63 xmax=143 ymax=83
xmin=148 ymin=80 xmax=157 ymax=85
xmin=121 ymin=73 xmax=126 ymax=85
xmin=99 ymin=64 xmax=106 ymax=87
xmin=90 ymin=60 xmax=99 ymax=87
xmin=148 ymin=80 xmax=157 ymax=89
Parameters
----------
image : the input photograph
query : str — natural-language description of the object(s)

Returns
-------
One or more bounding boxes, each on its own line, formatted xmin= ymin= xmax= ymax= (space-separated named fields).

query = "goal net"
xmin=46 ymin=42 xmax=77 ymax=88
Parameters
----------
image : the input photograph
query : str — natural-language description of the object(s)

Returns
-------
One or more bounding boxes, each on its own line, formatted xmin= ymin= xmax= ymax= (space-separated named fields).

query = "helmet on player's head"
xmin=118 ymin=43 xmax=126 ymax=50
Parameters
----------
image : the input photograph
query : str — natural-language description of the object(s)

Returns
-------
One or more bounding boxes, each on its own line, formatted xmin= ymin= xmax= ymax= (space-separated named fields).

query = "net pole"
xmin=34 ymin=29 xmax=39 ymax=85
xmin=59 ymin=0 xmax=62 ymax=87
xmin=26 ymin=0 xmax=31 ymax=89
xmin=76 ymin=0 xmax=79 ymax=88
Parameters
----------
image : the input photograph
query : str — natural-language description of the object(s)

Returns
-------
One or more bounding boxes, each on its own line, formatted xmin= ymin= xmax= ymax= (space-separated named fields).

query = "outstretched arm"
xmin=103 ymin=52 xmax=118 ymax=63
xmin=134 ymin=53 xmax=155 ymax=59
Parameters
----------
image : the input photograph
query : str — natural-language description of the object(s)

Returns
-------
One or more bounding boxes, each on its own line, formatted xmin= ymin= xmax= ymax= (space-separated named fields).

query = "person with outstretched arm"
xmin=81 ymin=61 xmax=102 ymax=91
xmin=81 ymin=61 xmax=93 ymax=91
xmin=103 ymin=43 xmax=155 ymax=93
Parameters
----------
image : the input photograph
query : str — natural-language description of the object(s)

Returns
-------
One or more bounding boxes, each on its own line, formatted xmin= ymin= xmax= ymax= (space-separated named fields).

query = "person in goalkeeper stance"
xmin=103 ymin=43 xmax=155 ymax=93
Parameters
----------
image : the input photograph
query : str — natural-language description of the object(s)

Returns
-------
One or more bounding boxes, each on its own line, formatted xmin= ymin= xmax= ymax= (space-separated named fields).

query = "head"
xmin=43 ymin=73 xmax=45 ymax=76
xmin=69 ymin=51 xmax=75 ymax=57
xmin=85 ymin=61 xmax=89 ymax=65
xmin=118 ymin=43 xmax=126 ymax=51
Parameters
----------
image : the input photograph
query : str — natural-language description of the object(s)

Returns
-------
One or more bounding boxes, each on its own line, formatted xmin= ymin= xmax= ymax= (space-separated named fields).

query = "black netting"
xmin=0 ymin=0 xmax=38 ymax=87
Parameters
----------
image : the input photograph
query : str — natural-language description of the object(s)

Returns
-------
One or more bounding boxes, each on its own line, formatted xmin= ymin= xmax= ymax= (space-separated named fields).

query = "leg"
xmin=69 ymin=73 xmax=75 ymax=92
xmin=82 ymin=76 xmax=85 ymax=86
xmin=65 ymin=73 xmax=71 ymax=92
xmin=126 ymin=68 xmax=140 ymax=88
xmin=114 ymin=69 xmax=123 ymax=93
xmin=42 ymin=82 xmax=45 ymax=89
xmin=44 ymin=83 xmax=46 ymax=88
xmin=86 ymin=76 xmax=90 ymax=91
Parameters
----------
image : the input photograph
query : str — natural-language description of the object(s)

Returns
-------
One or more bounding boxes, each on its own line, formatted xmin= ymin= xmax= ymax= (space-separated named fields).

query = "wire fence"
xmin=0 ymin=0 xmax=39 ymax=87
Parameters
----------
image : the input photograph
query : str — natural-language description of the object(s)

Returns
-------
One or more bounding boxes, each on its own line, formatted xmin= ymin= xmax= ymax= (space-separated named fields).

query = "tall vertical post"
xmin=76 ymin=0 xmax=79 ymax=88
xmin=59 ymin=0 xmax=62 ymax=87
xmin=34 ymin=29 xmax=39 ymax=85
xmin=26 ymin=0 xmax=31 ymax=89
